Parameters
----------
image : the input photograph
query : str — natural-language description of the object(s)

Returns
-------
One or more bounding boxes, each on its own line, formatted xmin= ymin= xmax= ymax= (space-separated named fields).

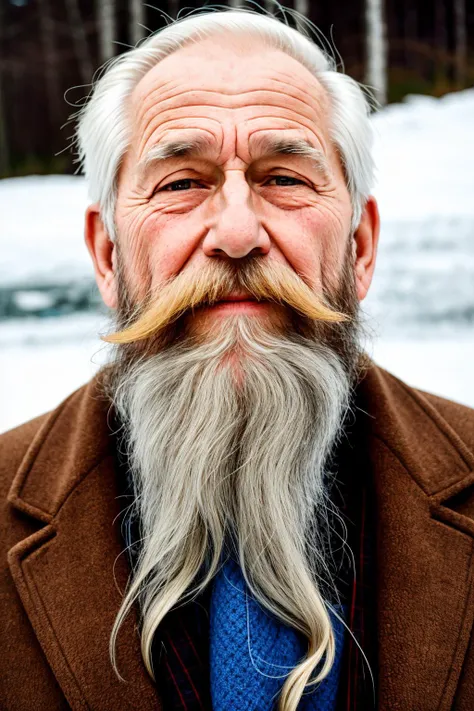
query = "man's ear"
xmin=353 ymin=196 xmax=380 ymax=301
xmin=85 ymin=204 xmax=118 ymax=309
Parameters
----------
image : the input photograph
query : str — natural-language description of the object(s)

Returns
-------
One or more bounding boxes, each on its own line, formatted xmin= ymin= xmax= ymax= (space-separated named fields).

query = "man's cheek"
xmin=115 ymin=239 xmax=152 ymax=302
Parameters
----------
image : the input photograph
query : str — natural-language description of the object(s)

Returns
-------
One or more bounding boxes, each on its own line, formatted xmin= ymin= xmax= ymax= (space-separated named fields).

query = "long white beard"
xmin=109 ymin=314 xmax=353 ymax=709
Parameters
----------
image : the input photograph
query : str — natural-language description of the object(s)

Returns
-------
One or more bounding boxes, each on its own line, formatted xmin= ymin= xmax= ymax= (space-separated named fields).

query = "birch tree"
xmin=130 ymin=0 xmax=145 ymax=47
xmin=294 ymin=0 xmax=308 ymax=30
xmin=365 ymin=0 xmax=387 ymax=106
xmin=98 ymin=0 xmax=117 ymax=63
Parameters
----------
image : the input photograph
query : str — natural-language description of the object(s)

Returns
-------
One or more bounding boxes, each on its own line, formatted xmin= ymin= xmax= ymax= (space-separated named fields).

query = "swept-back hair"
xmin=75 ymin=7 xmax=375 ymax=239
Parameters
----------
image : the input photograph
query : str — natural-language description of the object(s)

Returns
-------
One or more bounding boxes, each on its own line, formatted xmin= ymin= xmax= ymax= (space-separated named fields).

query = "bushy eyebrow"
xmin=249 ymin=135 xmax=332 ymax=182
xmin=135 ymin=136 xmax=214 ymax=183
xmin=135 ymin=133 xmax=332 ymax=183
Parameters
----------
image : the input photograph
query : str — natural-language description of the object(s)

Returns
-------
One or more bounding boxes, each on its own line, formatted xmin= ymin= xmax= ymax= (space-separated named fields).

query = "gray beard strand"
xmin=108 ymin=316 xmax=356 ymax=682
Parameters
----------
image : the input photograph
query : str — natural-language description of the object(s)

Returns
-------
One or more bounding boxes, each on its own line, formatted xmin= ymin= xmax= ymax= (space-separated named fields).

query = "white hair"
xmin=75 ymin=8 xmax=375 ymax=240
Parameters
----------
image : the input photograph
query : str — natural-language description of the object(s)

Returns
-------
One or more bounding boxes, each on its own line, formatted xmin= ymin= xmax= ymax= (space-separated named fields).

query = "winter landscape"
xmin=1 ymin=88 xmax=474 ymax=433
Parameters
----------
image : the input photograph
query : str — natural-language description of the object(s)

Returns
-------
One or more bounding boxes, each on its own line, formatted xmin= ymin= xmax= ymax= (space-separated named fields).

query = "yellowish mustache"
xmin=103 ymin=260 xmax=348 ymax=345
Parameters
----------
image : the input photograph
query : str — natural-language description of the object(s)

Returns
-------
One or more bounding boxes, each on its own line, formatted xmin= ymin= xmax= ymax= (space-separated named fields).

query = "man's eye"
xmin=265 ymin=176 xmax=306 ymax=187
xmin=160 ymin=179 xmax=200 ymax=192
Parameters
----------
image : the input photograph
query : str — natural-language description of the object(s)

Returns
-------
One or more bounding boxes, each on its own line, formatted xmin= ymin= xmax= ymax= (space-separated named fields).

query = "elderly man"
xmin=2 ymin=9 xmax=474 ymax=711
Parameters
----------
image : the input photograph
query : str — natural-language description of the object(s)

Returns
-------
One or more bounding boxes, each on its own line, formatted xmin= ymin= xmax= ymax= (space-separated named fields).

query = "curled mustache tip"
xmin=102 ymin=314 xmax=179 ymax=344
xmin=102 ymin=294 xmax=220 ymax=345
xmin=103 ymin=262 xmax=350 ymax=345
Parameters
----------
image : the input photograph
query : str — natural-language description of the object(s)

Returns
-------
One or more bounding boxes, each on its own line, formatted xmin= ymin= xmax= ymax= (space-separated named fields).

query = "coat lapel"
xmin=360 ymin=367 xmax=474 ymax=710
xmin=6 ymin=365 xmax=474 ymax=710
xmin=7 ymin=377 xmax=160 ymax=711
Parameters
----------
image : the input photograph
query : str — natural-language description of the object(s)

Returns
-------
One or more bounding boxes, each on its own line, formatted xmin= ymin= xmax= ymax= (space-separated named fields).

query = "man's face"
xmin=103 ymin=36 xmax=373 ymax=335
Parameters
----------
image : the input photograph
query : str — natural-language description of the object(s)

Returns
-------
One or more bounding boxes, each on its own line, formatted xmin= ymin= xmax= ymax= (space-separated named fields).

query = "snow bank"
xmin=371 ymin=89 xmax=474 ymax=221
xmin=0 ymin=175 xmax=90 ymax=287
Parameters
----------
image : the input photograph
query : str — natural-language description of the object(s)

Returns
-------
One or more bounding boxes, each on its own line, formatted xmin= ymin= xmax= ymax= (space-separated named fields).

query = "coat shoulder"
xmin=361 ymin=366 xmax=474 ymax=490
xmin=0 ymin=413 xmax=52 ymax=497
xmin=0 ymin=379 xmax=94 ymax=499
xmin=369 ymin=365 xmax=474 ymax=450
xmin=412 ymin=385 xmax=474 ymax=452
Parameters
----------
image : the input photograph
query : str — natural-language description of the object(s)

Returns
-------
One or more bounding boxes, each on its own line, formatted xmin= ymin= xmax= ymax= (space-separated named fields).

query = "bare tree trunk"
xmin=64 ymin=0 xmax=94 ymax=83
xmin=294 ymin=0 xmax=308 ymax=29
xmin=98 ymin=0 xmax=117 ymax=63
xmin=0 ymin=0 xmax=9 ymax=176
xmin=365 ymin=0 xmax=387 ymax=105
xmin=38 ymin=0 xmax=62 ymax=143
xmin=168 ymin=0 xmax=179 ymax=21
xmin=263 ymin=0 xmax=276 ymax=13
xmin=434 ymin=0 xmax=447 ymax=87
xmin=130 ymin=0 xmax=145 ymax=46
xmin=227 ymin=0 xmax=275 ymax=14
xmin=454 ymin=0 xmax=467 ymax=88
xmin=404 ymin=0 xmax=417 ymax=73
xmin=0 ymin=78 xmax=8 ymax=176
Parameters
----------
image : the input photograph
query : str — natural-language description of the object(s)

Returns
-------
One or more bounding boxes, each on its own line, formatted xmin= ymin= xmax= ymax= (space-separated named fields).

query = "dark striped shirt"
xmin=332 ymin=417 xmax=378 ymax=711
xmin=118 ymin=406 xmax=377 ymax=710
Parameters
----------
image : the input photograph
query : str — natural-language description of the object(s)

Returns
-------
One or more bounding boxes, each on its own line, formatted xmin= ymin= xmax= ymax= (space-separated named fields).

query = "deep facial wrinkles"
xmin=136 ymin=89 xmax=324 ymax=133
xmin=137 ymin=67 xmax=324 ymax=104
xmin=132 ymin=79 xmax=330 ymax=159
xmin=133 ymin=62 xmax=328 ymax=119
xmin=137 ymin=112 xmax=330 ymax=166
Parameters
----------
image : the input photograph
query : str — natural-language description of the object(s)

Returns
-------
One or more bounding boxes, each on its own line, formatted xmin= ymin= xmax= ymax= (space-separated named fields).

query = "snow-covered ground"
xmin=1 ymin=89 xmax=474 ymax=432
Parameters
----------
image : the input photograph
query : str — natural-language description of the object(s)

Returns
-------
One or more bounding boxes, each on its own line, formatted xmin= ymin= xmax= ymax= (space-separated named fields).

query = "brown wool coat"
xmin=1 ymin=363 xmax=474 ymax=711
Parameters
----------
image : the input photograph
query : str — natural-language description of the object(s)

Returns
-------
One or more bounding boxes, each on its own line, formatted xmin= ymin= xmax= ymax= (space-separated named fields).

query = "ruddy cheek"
xmin=288 ymin=212 xmax=325 ymax=272
xmin=138 ymin=212 xmax=201 ymax=288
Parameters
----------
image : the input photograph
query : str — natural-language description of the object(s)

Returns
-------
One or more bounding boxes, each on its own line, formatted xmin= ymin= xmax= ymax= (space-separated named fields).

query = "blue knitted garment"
xmin=209 ymin=557 xmax=347 ymax=711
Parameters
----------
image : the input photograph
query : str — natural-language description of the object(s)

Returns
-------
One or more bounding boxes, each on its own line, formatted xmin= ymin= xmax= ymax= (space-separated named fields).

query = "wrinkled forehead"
xmin=127 ymin=37 xmax=333 ymax=160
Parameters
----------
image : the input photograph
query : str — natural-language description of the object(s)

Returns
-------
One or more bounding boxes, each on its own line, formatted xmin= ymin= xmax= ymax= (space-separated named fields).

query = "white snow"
xmin=371 ymin=90 xmax=474 ymax=221
xmin=0 ymin=175 xmax=91 ymax=286
xmin=0 ymin=313 xmax=107 ymax=428
xmin=1 ymin=88 xmax=474 ymax=432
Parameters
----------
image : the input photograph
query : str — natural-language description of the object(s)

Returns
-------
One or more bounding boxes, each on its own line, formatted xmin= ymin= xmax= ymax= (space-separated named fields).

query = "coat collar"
xmin=7 ymin=363 xmax=474 ymax=710
xmin=358 ymin=366 xmax=474 ymax=710
xmin=7 ymin=375 xmax=161 ymax=711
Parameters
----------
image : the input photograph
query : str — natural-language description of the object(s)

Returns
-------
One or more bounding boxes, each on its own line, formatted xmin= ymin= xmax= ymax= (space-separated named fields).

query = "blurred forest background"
xmin=0 ymin=0 xmax=473 ymax=178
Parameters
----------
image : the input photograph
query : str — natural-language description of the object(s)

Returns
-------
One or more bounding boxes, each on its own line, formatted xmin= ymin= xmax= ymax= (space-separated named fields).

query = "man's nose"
xmin=202 ymin=173 xmax=270 ymax=259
